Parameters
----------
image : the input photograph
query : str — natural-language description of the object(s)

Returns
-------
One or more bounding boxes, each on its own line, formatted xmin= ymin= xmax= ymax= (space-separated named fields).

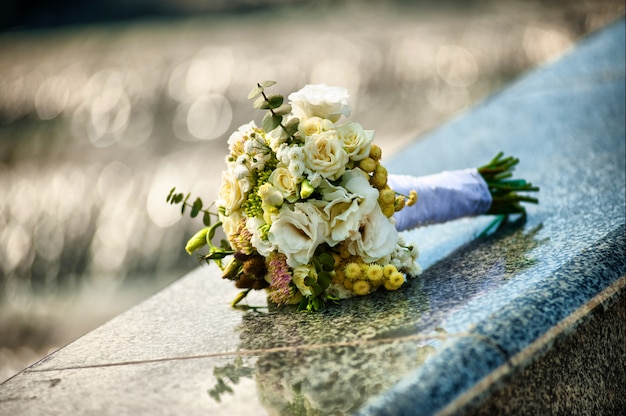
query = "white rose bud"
xmin=258 ymin=183 xmax=284 ymax=207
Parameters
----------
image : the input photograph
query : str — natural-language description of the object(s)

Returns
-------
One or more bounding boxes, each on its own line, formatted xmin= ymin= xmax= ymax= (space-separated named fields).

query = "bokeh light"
xmin=0 ymin=0 xmax=624 ymax=383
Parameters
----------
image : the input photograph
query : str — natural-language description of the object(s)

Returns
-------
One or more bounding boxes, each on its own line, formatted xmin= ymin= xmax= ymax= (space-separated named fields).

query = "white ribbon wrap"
xmin=388 ymin=169 xmax=492 ymax=231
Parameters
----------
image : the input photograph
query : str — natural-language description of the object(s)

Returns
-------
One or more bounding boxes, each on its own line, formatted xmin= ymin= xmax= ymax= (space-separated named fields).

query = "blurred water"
xmin=0 ymin=0 xmax=623 ymax=382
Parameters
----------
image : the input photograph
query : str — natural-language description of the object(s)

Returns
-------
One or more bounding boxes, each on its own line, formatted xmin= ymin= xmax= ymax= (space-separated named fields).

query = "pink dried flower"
xmin=267 ymin=252 xmax=293 ymax=305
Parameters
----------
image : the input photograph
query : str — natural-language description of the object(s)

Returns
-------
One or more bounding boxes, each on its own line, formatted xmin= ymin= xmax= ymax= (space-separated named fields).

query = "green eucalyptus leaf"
xmin=262 ymin=113 xmax=282 ymax=131
xmin=253 ymin=96 xmax=267 ymax=110
xmin=273 ymin=103 xmax=292 ymax=115
xmin=284 ymin=117 xmax=299 ymax=136
xmin=265 ymin=95 xmax=284 ymax=109
xmin=166 ymin=187 xmax=176 ymax=203
xmin=202 ymin=210 xmax=212 ymax=226
xmin=247 ymin=85 xmax=263 ymax=100
xmin=260 ymin=80 xmax=276 ymax=88
xmin=191 ymin=197 xmax=203 ymax=218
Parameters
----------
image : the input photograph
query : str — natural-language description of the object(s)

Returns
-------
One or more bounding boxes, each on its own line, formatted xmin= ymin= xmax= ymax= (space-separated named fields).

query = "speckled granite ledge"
xmin=1 ymin=17 xmax=625 ymax=416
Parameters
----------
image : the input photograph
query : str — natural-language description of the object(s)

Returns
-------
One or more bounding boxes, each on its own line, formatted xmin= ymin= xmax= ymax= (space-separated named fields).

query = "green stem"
xmin=478 ymin=152 xmax=539 ymax=216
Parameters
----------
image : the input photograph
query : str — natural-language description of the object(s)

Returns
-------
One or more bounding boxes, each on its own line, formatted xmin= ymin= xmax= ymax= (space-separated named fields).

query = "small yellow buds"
xmin=384 ymin=271 xmax=405 ymax=291
xmin=369 ymin=144 xmax=382 ymax=161
xmin=185 ymin=227 xmax=209 ymax=254
xmin=359 ymin=157 xmax=377 ymax=173
xmin=382 ymin=203 xmax=395 ymax=218
xmin=394 ymin=196 xmax=406 ymax=212
xmin=383 ymin=264 xmax=398 ymax=278
xmin=353 ymin=280 xmax=371 ymax=296
xmin=366 ymin=264 xmax=384 ymax=285
xmin=379 ymin=188 xmax=396 ymax=205
xmin=407 ymin=190 xmax=418 ymax=206
xmin=344 ymin=262 xmax=362 ymax=281
xmin=371 ymin=165 xmax=388 ymax=189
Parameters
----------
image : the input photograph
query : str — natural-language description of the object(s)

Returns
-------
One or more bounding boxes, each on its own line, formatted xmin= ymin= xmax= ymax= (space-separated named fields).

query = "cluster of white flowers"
xmin=216 ymin=84 xmax=420 ymax=308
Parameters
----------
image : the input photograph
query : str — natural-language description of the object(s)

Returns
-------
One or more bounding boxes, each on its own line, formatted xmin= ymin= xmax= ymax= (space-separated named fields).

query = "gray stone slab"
xmin=1 ymin=16 xmax=625 ymax=416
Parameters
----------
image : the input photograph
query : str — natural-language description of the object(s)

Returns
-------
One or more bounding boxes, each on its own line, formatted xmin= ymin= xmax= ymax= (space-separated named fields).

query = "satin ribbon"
xmin=388 ymin=169 xmax=492 ymax=231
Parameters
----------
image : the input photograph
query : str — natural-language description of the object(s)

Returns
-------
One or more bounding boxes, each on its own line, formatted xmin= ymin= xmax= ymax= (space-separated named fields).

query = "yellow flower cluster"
xmin=359 ymin=144 xmax=418 ymax=218
xmin=329 ymin=241 xmax=406 ymax=296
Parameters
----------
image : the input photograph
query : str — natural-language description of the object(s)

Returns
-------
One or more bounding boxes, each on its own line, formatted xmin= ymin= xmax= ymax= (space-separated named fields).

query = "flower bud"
xmin=379 ymin=188 xmax=396 ymax=205
xmin=353 ymin=280 xmax=371 ymax=296
xmin=369 ymin=144 xmax=382 ymax=160
xmin=185 ymin=227 xmax=209 ymax=254
xmin=300 ymin=179 xmax=315 ymax=199
xmin=394 ymin=196 xmax=406 ymax=212
xmin=359 ymin=157 xmax=377 ymax=173
xmin=222 ymin=257 xmax=243 ymax=280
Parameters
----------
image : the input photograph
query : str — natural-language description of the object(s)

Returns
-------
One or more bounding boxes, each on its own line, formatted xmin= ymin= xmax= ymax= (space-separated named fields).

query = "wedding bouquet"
xmin=167 ymin=82 xmax=538 ymax=311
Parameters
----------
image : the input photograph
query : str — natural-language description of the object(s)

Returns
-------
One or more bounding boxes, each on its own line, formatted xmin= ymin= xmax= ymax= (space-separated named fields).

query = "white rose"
xmin=218 ymin=170 xmax=246 ymax=215
xmin=268 ymin=202 xmax=329 ymax=267
xmin=302 ymin=131 xmax=348 ymax=180
xmin=298 ymin=116 xmax=334 ymax=138
xmin=269 ymin=165 xmax=299 ymax=203
xmin=336 ymin=122 xmax=374 ymax=161
xmin=288 ymin=84 xmax=351 ymax=123
xmin=317 ymin=171 xmax=378 ymax=245
xmin=347 ymin=204 xmax=398 ymax=263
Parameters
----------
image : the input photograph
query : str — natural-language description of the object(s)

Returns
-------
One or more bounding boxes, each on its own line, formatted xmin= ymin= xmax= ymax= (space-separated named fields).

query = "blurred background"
xmin=1 ymin=0 xmax=624 ymax=382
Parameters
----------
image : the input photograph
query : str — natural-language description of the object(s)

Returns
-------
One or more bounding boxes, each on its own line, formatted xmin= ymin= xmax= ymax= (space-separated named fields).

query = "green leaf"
xmin=318 ymin=253 xmax=335 ymax=272
xmin=262 ymin=113 xmax=282 ymax=132
xmin=260 ymin=80 xmax=276 ymax=88
xmin=166 ymin=187 xmax=176 ymax=203
xmin=273 ymin=103 xmax=292 ymax=115
xmin=181 ymin=193 xmax=190 ymax=214
xmin=203 ymin=250 xmax=234 ymax=260
xmin=284 ymin=117 xmax=299 ymax=136
xmin=317 ymin=271 xmax=331 ymax=289
xmin=265 ymin=95 xmax=283 ymax=109
xmin=191 ymin=197 xmax=203 ymax=218
xmin=253 ymin=96 xmax=267 ymax=110
xmin=202 ymin=210 xmax=212 ymax=226
xmin=247 ymin=85 xmax=263 ymax=100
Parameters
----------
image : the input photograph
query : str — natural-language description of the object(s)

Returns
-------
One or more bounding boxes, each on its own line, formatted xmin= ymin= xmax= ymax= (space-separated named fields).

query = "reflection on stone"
xmin=205 ymin=282 xmax=442 ymax=414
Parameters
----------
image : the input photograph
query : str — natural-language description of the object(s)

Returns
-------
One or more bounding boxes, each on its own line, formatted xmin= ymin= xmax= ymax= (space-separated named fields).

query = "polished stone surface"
xmin=1 ymin=16 xmax=625 ymax=416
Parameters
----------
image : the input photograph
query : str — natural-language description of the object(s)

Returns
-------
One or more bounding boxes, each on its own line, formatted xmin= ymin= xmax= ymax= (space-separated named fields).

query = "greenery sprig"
xmin=478 ymin=152 xmax=539 ymax=216
xmin=166 ymin=187 xmax=233 ymax=261
xmin=248 ymin=80 xmax=299 ymax=141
